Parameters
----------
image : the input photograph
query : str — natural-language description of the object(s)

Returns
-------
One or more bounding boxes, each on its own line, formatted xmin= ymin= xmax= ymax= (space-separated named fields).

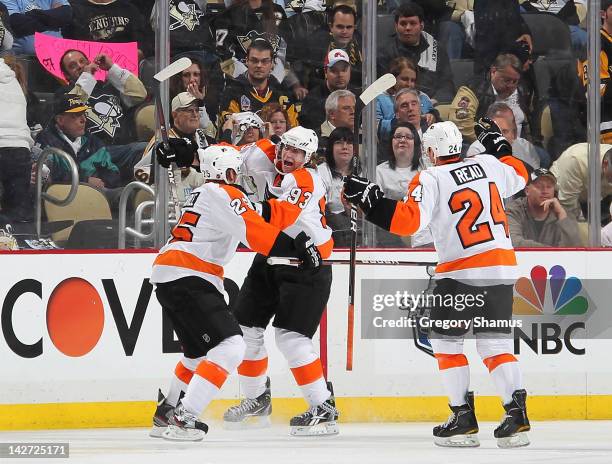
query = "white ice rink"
xmin=1 ymin=421 xmax=611 ymax=464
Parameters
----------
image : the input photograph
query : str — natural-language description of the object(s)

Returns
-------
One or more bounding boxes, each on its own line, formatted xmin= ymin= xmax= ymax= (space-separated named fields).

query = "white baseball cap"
xmin=171 ymin=92 xmax=198 ymax=112
xmin=325 ymin=49 xmax=350 ymax=68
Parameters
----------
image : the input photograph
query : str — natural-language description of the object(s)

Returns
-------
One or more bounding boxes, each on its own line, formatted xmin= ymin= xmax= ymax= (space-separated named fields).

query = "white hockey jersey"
xmin=240 ymin=139 xmax=334 ymax=258
xmin=151 ymin=182 xmax=290 ymax=293
xmin=384 ymin=154 xmax=528 ymax=282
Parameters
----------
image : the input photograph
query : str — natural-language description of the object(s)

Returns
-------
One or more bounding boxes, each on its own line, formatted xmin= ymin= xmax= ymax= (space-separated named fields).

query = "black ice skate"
xmin=223 ymin=377 xmax=272 ymax=429
xmin=290 ymin=383 xmax=339 ymax=436
xmin=161 ymin=402 xmax=209 ymax=442
xmin=433 ymin=391 xmax=480 ymax=447
xmin=494 ymin=389 xmax=531 ymax=448
xmin=149 ymin=389 xmax=174 ymax=438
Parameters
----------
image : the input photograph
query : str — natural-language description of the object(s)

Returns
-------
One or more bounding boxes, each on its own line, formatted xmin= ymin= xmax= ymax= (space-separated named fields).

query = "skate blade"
xmin=497 ymin=432 xmax=530 ymax=448
xmin=223 ymin=415 xmax=271 ymax=431
xmin=290 ymin=421 xmax=339 ymax=437
xmin=149 ymin=425 xmax=167 ymax=438
xmin=161 ymin=425 xmax=205 ymax=442
xmin=434 ymin=434 xmax=480 ymax=448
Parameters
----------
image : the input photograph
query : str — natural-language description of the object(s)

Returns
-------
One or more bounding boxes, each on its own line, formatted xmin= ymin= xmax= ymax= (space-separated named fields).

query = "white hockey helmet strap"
xmin=198 ymin=144 xmax=243 ymax=183
xmin=276 ymin=126 xmax=319 ymax=168
xmin=422 ymin=121 xmax=463 ymax=161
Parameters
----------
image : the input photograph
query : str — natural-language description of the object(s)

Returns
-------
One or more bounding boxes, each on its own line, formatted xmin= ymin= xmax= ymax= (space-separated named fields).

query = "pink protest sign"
xmin=34 ymin=33 xmax=139 ymax=83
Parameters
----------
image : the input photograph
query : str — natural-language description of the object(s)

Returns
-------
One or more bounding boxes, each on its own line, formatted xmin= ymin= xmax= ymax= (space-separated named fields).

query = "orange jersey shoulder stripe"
xmin=317 ymin=238 xmax=334 ymax=259
xmin=500 ymin=155 xmax=529 ymax=184
xmin=154 ymin=249 xmax=224 ymax=278
xmin=255 ymin=138 xmax=276 ymax=162
xmin=435 ymin=248 xmax=516 ymax=274
xmin=389 ymin=173 xmax=422 ymax=235
xmin=267 ymin=169 xmax=315 ymax=230
xmin=218 ymin=184 xmax=280 ymax=255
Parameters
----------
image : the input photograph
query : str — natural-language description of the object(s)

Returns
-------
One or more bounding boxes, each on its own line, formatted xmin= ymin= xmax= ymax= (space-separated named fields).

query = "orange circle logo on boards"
xmin=46 ymin=278 xmax=105 ymax=357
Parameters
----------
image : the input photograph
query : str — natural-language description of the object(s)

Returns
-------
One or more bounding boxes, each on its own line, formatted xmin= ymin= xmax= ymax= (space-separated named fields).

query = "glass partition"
xmin=0 ymin=0 xmax=606 ymax=251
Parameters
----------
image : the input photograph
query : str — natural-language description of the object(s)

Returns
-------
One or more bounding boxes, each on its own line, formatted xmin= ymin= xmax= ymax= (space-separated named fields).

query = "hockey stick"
xmin=267 ymin=257 xmax=436 ymax=267
xmin=153 ymin=57 xmax=193 ymax=221
xmin=346 ymin=73 xmax=397 ymax=371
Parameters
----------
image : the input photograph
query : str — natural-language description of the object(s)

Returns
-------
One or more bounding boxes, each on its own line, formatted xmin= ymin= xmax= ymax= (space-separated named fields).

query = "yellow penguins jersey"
xmin=375 ymin=154 xmax=529 ymax=283
xmin=151 ymin=182 xmax=291 ymax=293
xmin=240 ymin=139 xmax=334 ymax=258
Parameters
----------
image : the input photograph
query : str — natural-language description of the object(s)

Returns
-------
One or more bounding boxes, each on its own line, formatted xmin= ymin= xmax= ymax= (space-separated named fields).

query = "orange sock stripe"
xmin=434 ymin=353 xmax=469 ymax=370
xmin=174 ymin=361 xmax=194 ymax=384
xmin=195 ymin=360 xmax=228 ymax=389
xmin=483 ymin=353 xmax=517 ymax=372
xmin=237 ymin=357 xmax=268 ymax=377
xmin=290 ymin=359 xmax=324 ymax=386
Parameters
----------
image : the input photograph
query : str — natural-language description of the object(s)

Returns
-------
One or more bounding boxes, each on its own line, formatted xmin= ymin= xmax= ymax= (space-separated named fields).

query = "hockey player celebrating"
xmin=223 ymin=126 xmax=339 ymax=436
xmin=149 ymin=143 xmax=322 ymax=441
xmin=343 ymin=119 xmax=531 ymax=448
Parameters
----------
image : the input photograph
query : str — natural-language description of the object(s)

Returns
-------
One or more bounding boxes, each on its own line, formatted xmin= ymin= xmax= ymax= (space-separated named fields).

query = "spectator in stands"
xmin=260 ymin=102 xmax=292 ymax=139
xmin=466 ymin=102 xmax=547 ymax=169
xmin=63 ymin=0 xmax=149 ymax=58
xmin=375 ymin=120 xmax=430 ymax=247
xmin=0 ymin=55 xmax=34 ymax=224
xmin=376 ymin=57 xmax=437 ymax=143
xmin=37 ymin=94 xmax=121 ymax=196
xmin=580 ymin=0 xmax=612 ymax=145
xmin=169 ymin=58 xmax=216 ymax=140
xmin=320 ymin=88 xmax=355 ymax=138
xmin=3 ymin=0 xmax=72 ymax=56
xmin=602 ymin=203 xmax=612 ymax=246
xmin=135 ymin=92 xmax=205 ymax=202
xmin=220 ymin=111 xmax=265 ymax=145
xmin=213 ymin=0 xmax=307 ymax=99
xmin=59 ymin=49 xmax=147 ymax=183
xmin=520 ymin=0 xmax=587 ymax=56
xmin=218 ymin=39 xmax=298 ymax=132
xmin=150 ymin=0 xmax=215 ymax=62
xmin=0 ymin=3 xmax=14 ymax=51
xmin=279 ymin=0 xmax=327 ymax=89
xmin=317 ymin=126 xmax=355 ymax=247
xmin=550 ymin=144 xmax=612 ymax=221
xmin=307 ymin=4 xmax=362 ymax=89
xmin=437 ymin=0 xmax=474 ymax=60
xmin=377 ymin=2 xmax=455 ymax=103
xmin=449 ymin=53 xmax=533 ymax=143
xmin=507 ymin=168 xmax=582 ymax=247
xmin=473 ymin=0 xmax=532 ymax=75
xmin=299 ymin=49 xmax=357 ymax=131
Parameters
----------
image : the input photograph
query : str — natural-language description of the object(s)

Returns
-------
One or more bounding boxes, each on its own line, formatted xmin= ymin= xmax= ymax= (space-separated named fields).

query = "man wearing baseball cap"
xmin=506 ymin=168 xmax=581 ymax=247
xmin=36 ymin=93 xmax=121 ymax=191
xmin=299 ymin=48 xmax=358 ymax=131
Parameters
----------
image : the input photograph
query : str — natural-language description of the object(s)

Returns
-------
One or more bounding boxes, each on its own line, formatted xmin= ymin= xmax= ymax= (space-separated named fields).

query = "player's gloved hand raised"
xmin=294 ymin=231 xmax=321 ymax=270
xmin=474 ymin=117 xmax=512 ymax=159
xmin=343 ymin=175 xmax=384 ymax=215
xmin=155 ymin=138 xmax=196 ymax=168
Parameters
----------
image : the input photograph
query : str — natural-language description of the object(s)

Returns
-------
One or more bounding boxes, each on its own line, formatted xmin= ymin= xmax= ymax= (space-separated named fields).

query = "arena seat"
xmin=450 ymin=59 xmax=475 ymax=90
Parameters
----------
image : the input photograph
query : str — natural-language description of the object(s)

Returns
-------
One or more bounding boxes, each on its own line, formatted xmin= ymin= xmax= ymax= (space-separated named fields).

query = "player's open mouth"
xmin=284 ymin=160 xmax=294 ymax=167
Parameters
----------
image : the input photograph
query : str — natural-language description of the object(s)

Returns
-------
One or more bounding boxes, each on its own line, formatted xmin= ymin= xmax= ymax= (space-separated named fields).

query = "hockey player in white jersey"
xmin=344 ymin=119 xmax=531 ymax=448
xmin=149 ymin=144 xmax=322 ymax=441
xmin=223 ymin=126 xmax=339 ymax=436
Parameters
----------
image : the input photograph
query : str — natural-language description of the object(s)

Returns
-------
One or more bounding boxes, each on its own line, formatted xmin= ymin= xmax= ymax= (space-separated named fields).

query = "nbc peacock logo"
xmin=513 ymin=265 xmax=588 ymax=315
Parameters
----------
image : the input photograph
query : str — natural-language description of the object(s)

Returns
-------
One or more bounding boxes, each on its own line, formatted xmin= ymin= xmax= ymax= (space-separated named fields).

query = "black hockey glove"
xmin=294 ymin=231 xmax=321 ymax=270
xmin=155 ymin=138 xmax=196 ymax=168
xmin=343 ymin=174 xmax=384 ymax=215
xmin=474 ymin=117 xmax=512 ymax=159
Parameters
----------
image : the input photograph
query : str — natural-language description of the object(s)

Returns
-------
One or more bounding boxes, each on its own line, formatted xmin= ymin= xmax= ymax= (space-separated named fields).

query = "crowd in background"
xmin=0 ymin=0 xmax=610 ymax=249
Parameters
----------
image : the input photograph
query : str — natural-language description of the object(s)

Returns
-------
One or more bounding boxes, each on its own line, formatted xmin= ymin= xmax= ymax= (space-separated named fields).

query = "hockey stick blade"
xmin=154 ymin=57 xmax=192 ymax=82
xmin=359 ymin=73 xmax=396 ymax=106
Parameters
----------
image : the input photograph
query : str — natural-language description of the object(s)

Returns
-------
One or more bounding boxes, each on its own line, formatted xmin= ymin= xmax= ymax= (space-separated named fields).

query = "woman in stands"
xmin=260 ymin=102 xmax=292 ymax=140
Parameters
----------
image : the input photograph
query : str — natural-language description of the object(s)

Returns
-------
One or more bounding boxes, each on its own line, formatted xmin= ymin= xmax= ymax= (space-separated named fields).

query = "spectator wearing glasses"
xmin=218 ymin=39 xmax=298 ymax=135
xmin=449 ymin=53 xmax=533 ymax=144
